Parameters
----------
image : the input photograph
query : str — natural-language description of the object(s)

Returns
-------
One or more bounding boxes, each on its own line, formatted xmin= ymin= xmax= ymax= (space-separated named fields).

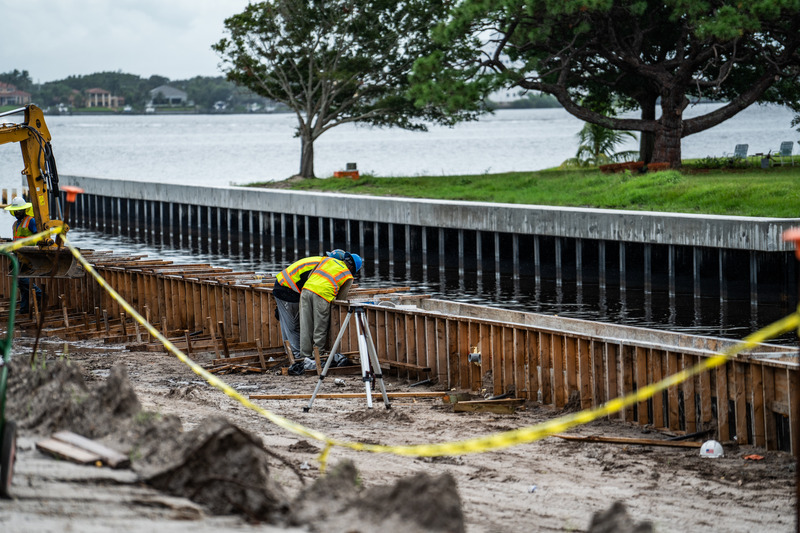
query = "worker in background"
xmin=4 ymin=196 xmax=43 ymax=314
xmin=298 ymin=251 xmax=363 ymax=361
xmin=273 ymin=249 xmax=353 ymax=359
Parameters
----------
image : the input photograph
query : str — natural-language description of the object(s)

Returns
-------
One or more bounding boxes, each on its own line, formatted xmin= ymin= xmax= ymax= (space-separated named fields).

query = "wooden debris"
xmin=552 ymin=434 xmax=703 ymax=448
xmin=249 ymin=391 xmax=450 ymax=400
xmin=378 ymin=359 xmax=431 ymax=372
xmin=36 ymin=438 xmax=101 ymax=465
xmin=453 ymin=398 xmax=525 ymax=414
xmin=52 ymin=431 xmax=130 ymax=468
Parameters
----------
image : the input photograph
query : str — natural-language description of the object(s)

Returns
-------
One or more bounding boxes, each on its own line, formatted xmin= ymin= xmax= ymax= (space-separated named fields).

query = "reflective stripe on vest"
xmin=12 ymin=216 xmax=34 ymax=240
xmin=302 ymin=257 xmax=353 ymax=302
xmin=276 ymin=256 xmax=324 ymax=293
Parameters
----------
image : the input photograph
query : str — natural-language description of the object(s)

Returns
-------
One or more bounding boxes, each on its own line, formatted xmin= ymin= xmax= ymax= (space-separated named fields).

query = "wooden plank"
xmin=789 ymin=367 xmax=800 ymax=455
xmin=683 ymin=354 xmax=697 ymax=433
xmin=528 ymin=330 xmax=540 ymax=404
xmin=592 ymin=340 xmax=605 ymax=406
xmin=751 ymin=362 xmax=766 ymax=447
xmin=468 ymin=321 xmax=482 ymax=392
xmin=436 ymin=317 xmax=447 ymax=386
xmin=491 ymin=324 xmax=503 ymax=396
xmin=734 ymin=361 xmax=748 ymax=445
xmin=606 ymin=343 xmax=619 ymax=420
xmin=652 ymin=349 xmax=664 ymax=428
xmin=716 ymin=363 xmax=730 ymax=442
xmin=636 ymin=346 xmax=648 ymax=425
xmin=565 ymin=337 xmax=578 ymax=403
xmin=378 ymin=359 xmax=431 ymax=372
xmin=250 ymin=392 xmax=449 ymax=400
xmin=446 ymin=319 xmax=459 ymax=389
xmin=415 ymin=314 xmax=426 ymax=381
xmin=621 ymin=345 xmax=635 ymax=422
xmin=458 ymin=320 xmax=470 ymax=390
xmin=552 ymin=334 xmax=565 ymax=407
xmin=552 ymin=434 xmax=702 ymax=448
xmin=394 ymin=312 xmax=405 ymax=372
xmin=699 ymin=361 xmax=713 ymax=427
xmin=36 ymin=438 xmax=102 ymax=465
xmin=540 ymin=332 xmax=552 ymax=406
xmin=52 ymin=431 xmax=130 ymax=468
xmin=453 ymin=398 xmax=525 ymax=414
xmin=667 ymin=351 xmax=680 ymax=431
xmin=763 ymin=365 xmax=778 ymax=450
xmin=386 ymin=310 xmax=398 ymax=369
xmin=503 ymin=326 xmax=514 ymax=396
xmin=514 ymin=328 xmax=527 ymax=400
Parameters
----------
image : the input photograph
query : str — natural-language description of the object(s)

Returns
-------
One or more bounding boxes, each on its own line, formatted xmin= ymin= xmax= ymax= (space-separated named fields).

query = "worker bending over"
xmin=273 ymin=255 xmax=326 ymax=359
xmin=4 ymin=197 xmax=43 ymax=314
xmin=298 ymin=252 xmax=362 ymax=360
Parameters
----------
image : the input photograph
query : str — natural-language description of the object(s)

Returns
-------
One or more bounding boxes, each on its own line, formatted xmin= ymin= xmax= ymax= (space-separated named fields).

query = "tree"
xmin=213 ymin=0 xmax=477 ymax=178
xmin=411 ymin=0 xmax=800 ymax=167
xmin=565 ymin=122 xmax=638 ymax=167
xmin=0 ymin=70 xmax=33 ymax=93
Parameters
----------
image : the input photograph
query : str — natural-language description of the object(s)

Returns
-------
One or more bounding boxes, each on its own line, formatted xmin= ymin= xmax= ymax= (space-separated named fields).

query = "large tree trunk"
xmin=651 ymin=95 xmax=686 ymax=168
xmin=637 ymin=94 xmax=657 ymax=164
xmin=299 ymin=134 xmax=315 ymax=178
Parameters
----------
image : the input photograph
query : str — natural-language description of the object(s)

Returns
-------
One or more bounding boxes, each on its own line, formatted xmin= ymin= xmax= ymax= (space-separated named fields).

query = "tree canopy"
xmin=213 ymin=0 xmax=478 ymax=178
xmin=411 ymin=0 xmax=800 ymax=166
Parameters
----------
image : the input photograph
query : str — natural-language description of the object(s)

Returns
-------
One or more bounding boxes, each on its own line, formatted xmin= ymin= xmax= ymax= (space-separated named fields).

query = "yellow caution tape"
xmin=59 ymin=236 xmax=798 ymax=471
xmin=0 ymin=226 xmax=63 ymax=252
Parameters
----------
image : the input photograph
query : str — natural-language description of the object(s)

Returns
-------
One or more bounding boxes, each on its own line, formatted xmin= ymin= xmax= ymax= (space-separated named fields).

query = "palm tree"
xmin=562 ymin=122 xmax=638 ymax=167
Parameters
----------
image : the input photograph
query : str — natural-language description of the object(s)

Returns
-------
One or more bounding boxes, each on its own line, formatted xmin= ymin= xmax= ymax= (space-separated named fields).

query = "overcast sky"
xmin=2 ymin=0 xmax=252 ymax=83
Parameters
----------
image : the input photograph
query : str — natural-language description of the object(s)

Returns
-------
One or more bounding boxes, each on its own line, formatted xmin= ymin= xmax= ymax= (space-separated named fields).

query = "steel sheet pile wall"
xmin=59 ymin=177 xmax=800 ymax=308
xmin=2 ymin=252 xmax=797 ymax=453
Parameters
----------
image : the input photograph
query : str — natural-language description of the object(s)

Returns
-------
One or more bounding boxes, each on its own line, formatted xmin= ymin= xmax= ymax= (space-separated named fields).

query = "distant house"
xmin=85 ymin=88 xmax=125 ymax=109
xmin=149 ymin=85 xmax=188 ymax=106
xmin=0 ymin=82 xmax=31 ymax=106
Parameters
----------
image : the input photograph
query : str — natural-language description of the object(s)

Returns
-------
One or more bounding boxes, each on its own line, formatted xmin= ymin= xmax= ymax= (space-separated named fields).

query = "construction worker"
xmin=273 ymin=250 xmax=354 ymax=359
xmin=4 ymin=197 xmax=43 ymax=314
xmin=298 ymin=252 xmax=363 ymax=361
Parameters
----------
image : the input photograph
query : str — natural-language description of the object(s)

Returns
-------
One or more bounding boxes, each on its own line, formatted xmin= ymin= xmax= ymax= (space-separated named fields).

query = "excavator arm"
xmin=0 ymin=105 xmax=81 ymax=278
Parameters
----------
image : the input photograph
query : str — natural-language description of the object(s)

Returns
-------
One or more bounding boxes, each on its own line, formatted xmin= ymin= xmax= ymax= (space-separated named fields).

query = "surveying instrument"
xmin=304 ymin=302 xmax=391 ymax=411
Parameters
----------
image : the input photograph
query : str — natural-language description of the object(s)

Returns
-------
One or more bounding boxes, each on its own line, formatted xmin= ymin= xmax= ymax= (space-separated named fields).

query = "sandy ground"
xmin=1 ymin=334 xmax=796 ymax=532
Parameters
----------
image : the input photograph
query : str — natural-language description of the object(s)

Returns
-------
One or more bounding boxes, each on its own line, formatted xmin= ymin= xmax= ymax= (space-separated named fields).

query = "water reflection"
xmin=70 ymin=227 xmax=798 ymax=345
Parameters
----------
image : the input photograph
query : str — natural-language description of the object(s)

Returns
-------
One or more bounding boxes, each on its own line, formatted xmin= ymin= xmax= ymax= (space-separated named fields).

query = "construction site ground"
xmin=2 ymin=334 xmax=796 ymax=532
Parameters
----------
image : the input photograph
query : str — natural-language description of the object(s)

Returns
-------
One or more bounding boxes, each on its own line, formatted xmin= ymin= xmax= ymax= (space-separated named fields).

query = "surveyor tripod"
xmin=304 ymin=304 xmax=391 ymax=411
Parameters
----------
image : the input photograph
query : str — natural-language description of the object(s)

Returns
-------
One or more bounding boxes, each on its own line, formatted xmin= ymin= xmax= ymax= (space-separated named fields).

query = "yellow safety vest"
xmin=276 ymin=256 xmax=324 ymax=293
xmin=302 ymin=257 xmax=353 ymax=302
xmin=12 ymin=216 xmax=34 ymax=240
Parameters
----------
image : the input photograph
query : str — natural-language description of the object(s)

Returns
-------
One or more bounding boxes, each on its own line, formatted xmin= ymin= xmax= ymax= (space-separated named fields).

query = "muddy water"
xmin=70 ymin=228 xmax=799 ymax=345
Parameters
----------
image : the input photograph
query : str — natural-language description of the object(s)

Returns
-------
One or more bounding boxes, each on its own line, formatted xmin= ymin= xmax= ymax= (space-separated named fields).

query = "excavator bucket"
xmin=16 ymin=246 xmax=84 ymax=279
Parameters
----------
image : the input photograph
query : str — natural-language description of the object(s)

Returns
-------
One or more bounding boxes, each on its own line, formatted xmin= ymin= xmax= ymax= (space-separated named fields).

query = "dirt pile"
xmin=144 ymin=417 xmax=291 ymax=520
xmin=6 ymin=357 xmax=141 ymax=439
xmin=588 ymin=501 xmax=653 ymax=533
xmin=290 ymin=459 xmax=465 ymax=533
xmin=5 ymin=358 xmax=467 ymax=531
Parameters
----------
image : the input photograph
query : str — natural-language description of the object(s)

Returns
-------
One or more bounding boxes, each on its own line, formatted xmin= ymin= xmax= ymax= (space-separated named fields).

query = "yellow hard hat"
xmin=4 ymin=196 xmax=32 ymax=212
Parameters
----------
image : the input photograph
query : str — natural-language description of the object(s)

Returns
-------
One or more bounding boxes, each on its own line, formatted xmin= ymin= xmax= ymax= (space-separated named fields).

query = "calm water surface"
xmin=0 ymin=103 xmax=796 ymax=187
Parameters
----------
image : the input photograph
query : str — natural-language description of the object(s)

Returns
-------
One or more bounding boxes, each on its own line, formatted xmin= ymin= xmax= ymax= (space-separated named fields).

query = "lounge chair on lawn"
xmin=776 ymin=141 xmax=795 ymax=166
xmin=733 ymin=144 xmax=749 ymax=161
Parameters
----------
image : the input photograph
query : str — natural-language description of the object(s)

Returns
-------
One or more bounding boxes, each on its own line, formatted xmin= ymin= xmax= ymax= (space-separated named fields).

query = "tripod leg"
xmin=354 ymin=310 xmax=373 ymax=408
xmin=304 ymin=309 xmax=352 ymax=412
xmin=358 ymin=312 xmax=391 ymax=409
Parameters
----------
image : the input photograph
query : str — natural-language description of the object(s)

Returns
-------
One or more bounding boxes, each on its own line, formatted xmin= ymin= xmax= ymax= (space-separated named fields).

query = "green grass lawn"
xmin=249 ymin=163 xmax=800 ymax=218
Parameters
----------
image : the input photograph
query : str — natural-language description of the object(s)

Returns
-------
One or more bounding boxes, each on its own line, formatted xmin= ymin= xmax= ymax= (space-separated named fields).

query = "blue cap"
xmin=350 ymin=253 xmax=363 ymax=272
xmin=326 ymin=249 xmax=346 ymax=260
